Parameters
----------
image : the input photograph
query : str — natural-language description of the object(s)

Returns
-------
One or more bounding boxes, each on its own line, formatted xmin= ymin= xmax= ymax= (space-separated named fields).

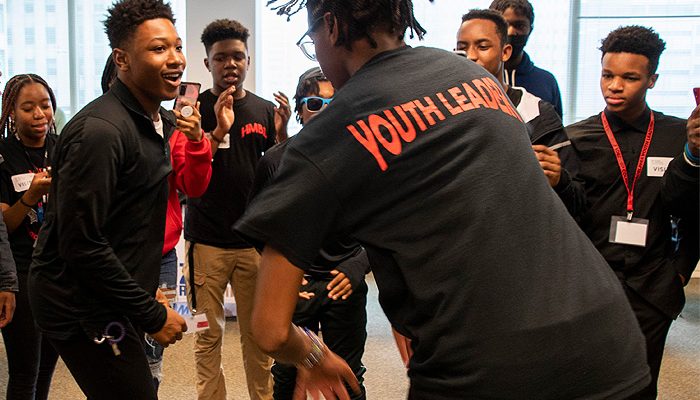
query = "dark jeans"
xmin=1 ymin=269 xmax=58 ymax=400
xmin=623 ymin=285 xmax=673 ymax=400
xmin=49 ymin=320 xmax=157 ymax=400
xmin=144 ymin=248 xmax=179 ymax=390
xmin=272 ymin=277 xmax=368 ymax=400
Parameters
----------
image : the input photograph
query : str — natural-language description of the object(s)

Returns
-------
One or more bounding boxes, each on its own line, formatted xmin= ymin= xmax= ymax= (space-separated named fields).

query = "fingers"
xmin=298 ymin=291 xmax=315 ymax=300
xmin=339 ymin=363 xmax=361 ymax=397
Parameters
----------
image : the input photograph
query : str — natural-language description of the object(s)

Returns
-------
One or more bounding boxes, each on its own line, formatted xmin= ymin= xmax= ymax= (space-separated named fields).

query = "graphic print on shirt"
xmin=346 ymin=76 xmax=521 ymax=171
xmin=240 ymin=122 xmax=268 ymax=139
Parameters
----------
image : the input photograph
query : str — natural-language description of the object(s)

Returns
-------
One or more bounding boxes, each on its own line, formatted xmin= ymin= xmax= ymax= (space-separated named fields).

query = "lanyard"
xmin=600 ymin=111 xmax=655 ymax=221
xmin=15 ymin=133 xmax=48 ymax=171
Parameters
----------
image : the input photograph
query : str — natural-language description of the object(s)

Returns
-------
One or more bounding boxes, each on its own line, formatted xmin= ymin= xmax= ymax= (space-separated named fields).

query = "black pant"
xmin=624 ymin=285 xmax=673 ymax=400
xmin=1 ymin=269 xmax=58 ymax=400
xmin=273 ymin=277 xmax=368 ymax=400
xmin=48 ymin=320 xmax=157 ymax=400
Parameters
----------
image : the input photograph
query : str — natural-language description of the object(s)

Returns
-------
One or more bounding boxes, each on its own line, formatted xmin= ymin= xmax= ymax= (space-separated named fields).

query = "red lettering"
xmin=448 ymin=86 xmax=474 ymax=111
xmin=436 ymin=92 xmax=463 ymax=116
xmin=347 ymin=123 xmax=388 ymax=171
xmin=483 ymin=77 xmax=521 ymax=121
xmin=385 ymin=107 xmax=416 ymax=142
xmin=414 ymin=97 xmax=446 ymax=126
xmin=462 ymin=83 xmax=488 ymax=109
xmin=368 ymin=115 xmax=401 ymax=155
xmin=473 ymin=79 xmax=499 ymax=110
xmin=401 ymin=101 xmax=428 ymax=132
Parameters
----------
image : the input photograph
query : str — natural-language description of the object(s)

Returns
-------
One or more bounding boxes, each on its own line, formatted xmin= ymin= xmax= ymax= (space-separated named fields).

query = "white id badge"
xmin=184 ymin=313 xmax=209 ymax=334
xmin=609 ymin=216 xmax=649 ymax=247
xmin=646 ymin=157 xmax=673 ymax=177
xmin=218 ymin=133 xmax=231 ymax=149
xmin=11 ymin=172 xmax=35 ymax=192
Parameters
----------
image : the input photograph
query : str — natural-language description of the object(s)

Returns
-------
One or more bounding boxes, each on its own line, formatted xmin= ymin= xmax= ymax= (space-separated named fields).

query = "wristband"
xmin=19 ymin=196 xmax=35 ymax=208
xmin=296 ymin=326 xmax=325 ymax=369
xmin=208 ymin=132 xmax=222 ymax=144
xmin=684 ymin=142 xmax=700 ymax=165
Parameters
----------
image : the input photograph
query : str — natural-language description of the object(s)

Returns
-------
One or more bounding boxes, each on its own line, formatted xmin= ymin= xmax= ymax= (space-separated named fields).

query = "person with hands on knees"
xmin=240 ymin=1 xmax=651 ymax=399
xmin=565 ymin=26 xmax=699 ymax=399
xmin=249 ymin=67 xmax=370 ymax=400
xmin=28 ymin=1 xmax=187 ymax=399
xmin=0 ymin=73 xmax=59 ymax=400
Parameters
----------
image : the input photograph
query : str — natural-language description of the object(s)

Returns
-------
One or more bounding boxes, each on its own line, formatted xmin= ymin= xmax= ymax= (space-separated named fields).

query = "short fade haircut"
xmin=104 ymin=0 xmax=175 ymax=49
xmin=489 ymin=0 xmax=534 ymax=29
xmin=461 ymin=9 xmax=509 ymax=47
xmin=201 ymin=19 xmax=250 ymax=55
xmin=600 ymin=25 xmax=666 ymax=75
xmin=294 ymin=67 xmax=329 ymax=123
xmin=267 ymin=0 xmax=431 ymax=50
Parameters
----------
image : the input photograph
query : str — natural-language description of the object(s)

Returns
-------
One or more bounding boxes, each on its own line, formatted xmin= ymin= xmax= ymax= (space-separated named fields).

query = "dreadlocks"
xmin=0 ymin=74 xmax=57 ymax=139
xmin=267 ymin=0 xmax=433 ymax=49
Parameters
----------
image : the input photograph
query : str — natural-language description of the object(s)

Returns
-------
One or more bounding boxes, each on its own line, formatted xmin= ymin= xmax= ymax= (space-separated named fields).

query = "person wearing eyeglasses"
xmin=248 ymin=67 xmax=369 ymax=400
xmin=184 ymin=19 xmax=290 ymax=400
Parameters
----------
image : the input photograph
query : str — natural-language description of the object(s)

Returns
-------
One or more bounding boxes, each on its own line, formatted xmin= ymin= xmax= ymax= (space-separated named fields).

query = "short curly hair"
xmin=600 ymin=25 xmax=666 ymax=75
xmin=489 ymin=0 xmax=534 ymax=29
xmin=462 ymin=9 xmax=509 ymax=47
xmin=104 ymin=0 xmax=175 ymax=49
xmin=201 ymin=19 xmax=250 ymax=55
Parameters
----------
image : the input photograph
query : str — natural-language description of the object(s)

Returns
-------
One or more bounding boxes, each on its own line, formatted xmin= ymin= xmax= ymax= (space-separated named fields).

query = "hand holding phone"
xmin=175 ymin=82 xmax=201 ymax=117
xmin=693 ymin=87 xmax=699 ymax=106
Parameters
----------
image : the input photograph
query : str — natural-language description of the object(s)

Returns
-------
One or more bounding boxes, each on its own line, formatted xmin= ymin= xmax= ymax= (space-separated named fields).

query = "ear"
xmin=113 ymin=48 xmax=129 ymax=72
xmin=324 ymin=12 xmax=340 ymax=45
xmin=502 ymin=43 xmax=513 ymax=63
xmin=648 ymin=74 xmax=658 ymax=90
xmin=204 ymin=57 xmax=211 ymax=72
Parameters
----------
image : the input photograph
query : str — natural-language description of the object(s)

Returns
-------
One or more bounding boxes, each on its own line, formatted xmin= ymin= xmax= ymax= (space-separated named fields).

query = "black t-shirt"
xmin=235 ymin=46 xmax=649 ymax=399
xmin=185 ymin=89 xmax=276 ymax=248
xmin=0 ymin=134 xmax=56 ymax=270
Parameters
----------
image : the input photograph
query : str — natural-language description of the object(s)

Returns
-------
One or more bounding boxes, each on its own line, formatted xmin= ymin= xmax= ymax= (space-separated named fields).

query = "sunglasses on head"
xmin=300 ymin=96 xmax=332 ymax=112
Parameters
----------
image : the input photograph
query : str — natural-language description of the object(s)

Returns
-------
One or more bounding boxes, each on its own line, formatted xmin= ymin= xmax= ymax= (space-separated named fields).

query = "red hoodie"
xmin=163 ymin=132 xmax=212 ymax=255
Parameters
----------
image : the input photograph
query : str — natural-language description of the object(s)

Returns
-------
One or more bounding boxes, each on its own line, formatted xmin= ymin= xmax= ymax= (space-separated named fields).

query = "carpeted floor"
xmin=1 ymin=276 xmax=698 ymax=399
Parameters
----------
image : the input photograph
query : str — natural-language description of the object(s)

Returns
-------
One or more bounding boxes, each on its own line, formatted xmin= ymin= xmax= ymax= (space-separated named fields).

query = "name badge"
xmin=609 ymin=216 xmax=649 ymax=247
xmin=218 ymin=133 xmax=231 ymax=149
xmin=646 ymin=157 xmax=673 ymax=177
xmin=184 ymin=313 xmax=209 ymax=334
xmin=11 ymin=172 xmax=35 ymax=192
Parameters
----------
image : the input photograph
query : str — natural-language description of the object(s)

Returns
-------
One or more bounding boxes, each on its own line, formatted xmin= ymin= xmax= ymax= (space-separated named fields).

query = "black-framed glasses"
xmin=301 ymin=96 xmax=333 ymax=112
xmin=296 ymin=15 xmax=325 ymax=61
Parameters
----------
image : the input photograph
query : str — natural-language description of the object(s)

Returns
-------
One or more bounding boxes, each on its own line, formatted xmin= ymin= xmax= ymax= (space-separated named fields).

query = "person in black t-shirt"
xmin=183 ymin=19 xmax=290 ymax=400
xmin=0 ymin=73 xmax=59 ymax=400
xmin=235 ymin=1 xmax=650 ymax=399
xmin=456 ymin=9 xmax=581 ymax=214
xmin=249 ymin=67 xmax=370 ymax=400
xmin=565 ymin=26 xmax=699 ymax=400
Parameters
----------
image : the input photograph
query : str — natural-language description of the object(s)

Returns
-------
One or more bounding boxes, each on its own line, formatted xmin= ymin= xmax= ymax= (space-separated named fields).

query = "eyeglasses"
xmin=300 ymin=96 xmax=333 ymax=112
xmin=296 ymin=15 xmax=325 ymax=61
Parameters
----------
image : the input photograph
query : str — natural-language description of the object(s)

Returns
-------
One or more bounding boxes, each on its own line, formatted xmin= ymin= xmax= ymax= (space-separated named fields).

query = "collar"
xmin=603 ymin=106 xmax=651 ymax=134
xmin=109 ymin=78 xmax=176 ymax=129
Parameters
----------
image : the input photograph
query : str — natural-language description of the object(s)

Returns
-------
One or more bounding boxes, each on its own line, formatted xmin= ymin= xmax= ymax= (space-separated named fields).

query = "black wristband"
xmin=19 ymin=196 xmax=35 ymax=208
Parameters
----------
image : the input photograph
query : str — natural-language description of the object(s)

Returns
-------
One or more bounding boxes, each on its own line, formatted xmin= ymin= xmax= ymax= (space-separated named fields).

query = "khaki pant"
xmin=184 ymin=242 xmax=273 ymax=400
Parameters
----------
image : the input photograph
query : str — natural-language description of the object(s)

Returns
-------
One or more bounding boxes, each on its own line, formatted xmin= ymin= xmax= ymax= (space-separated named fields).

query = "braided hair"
xmin=267 ymin=0 xmax=432 ymax=50
xmin=0 ymin=74 xmax=57 ymax=139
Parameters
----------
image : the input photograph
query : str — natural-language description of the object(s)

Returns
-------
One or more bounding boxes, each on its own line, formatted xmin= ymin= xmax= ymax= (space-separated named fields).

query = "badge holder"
xmin=609 ymin=215 xmax=649 ymax=247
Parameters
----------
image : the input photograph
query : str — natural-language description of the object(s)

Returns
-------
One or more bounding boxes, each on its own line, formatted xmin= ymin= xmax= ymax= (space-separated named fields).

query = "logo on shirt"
xmin=346 ymin=76 xmax=521 ymax=171
xmin=241 ymin=123 xmax=268 ymax=139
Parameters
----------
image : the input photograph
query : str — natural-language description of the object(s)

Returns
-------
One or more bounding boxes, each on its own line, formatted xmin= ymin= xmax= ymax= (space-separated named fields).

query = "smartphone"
xmin=693 ymin=87 xmax=700 ymax=106
xmin=174 ymin=82 xmax=201 ymax=112
xmin=453 ymin=50 xmax=467 ymax=58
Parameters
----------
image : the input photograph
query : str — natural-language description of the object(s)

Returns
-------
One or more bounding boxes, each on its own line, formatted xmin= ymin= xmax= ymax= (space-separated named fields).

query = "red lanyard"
xmin=600 ymin=111 xmax=655 ymax=221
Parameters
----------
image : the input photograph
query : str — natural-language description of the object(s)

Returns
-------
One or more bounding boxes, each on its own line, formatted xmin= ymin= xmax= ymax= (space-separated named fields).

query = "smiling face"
xmin=456 ymin=18 xmax=512 ymax=84
xmin=205 ymin=39 xmax=249 ymax=97
xmin=11 ymin=82 xmax=54 ymax=146
xmin=600 ymin=52 xmax=657 ymax=120
xmin=114 ymin=18 xmax=185 ymax=116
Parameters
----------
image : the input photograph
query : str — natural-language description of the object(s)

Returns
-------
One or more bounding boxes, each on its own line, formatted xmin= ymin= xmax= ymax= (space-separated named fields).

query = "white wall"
xmin=185 ymin=0 xmax=256 ymax=92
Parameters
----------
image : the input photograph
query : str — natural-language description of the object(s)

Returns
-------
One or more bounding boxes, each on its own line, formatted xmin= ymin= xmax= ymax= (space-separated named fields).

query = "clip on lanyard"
xmin=601 ymin=111 xmax=655 ymax=221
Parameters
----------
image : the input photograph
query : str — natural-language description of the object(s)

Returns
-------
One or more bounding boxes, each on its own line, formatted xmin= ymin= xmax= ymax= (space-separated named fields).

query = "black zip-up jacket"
xmin=0 ymin=210 xmax=18 ymax=292
xmin=29 ymin=79 xmax=173 ymax=339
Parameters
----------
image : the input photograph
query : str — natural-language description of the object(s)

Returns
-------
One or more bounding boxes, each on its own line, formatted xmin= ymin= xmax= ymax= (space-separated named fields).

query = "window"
xmin=0 ymin=0 xmax=187 ymax=117
xmin=25 ymin=27 xmax=34 ymax=45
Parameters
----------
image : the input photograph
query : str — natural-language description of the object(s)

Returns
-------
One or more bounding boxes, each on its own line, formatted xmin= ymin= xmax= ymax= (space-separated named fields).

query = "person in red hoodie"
xmin=101 ymin=55 xmax=219 ymax=392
